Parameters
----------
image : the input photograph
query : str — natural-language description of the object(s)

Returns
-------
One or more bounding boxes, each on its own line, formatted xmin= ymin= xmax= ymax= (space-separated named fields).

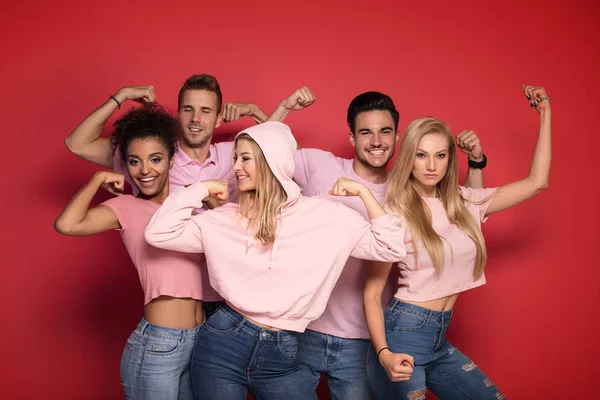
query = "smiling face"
xmin=177 ymin=89 xmax=222 ymax=150
xmin=410 ymin=132 xmax=450 ymax=196
xmin=350 ymin=110 xmax=399 ymax=169
xmin=126 ymin=137 xmax=173 ymax=199
xmin=233 ymin=138 xmax=258 ymax=192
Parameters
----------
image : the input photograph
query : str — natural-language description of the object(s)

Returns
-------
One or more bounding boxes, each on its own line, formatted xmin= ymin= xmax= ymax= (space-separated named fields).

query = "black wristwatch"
xmin=468 ymin=154 xmax=487 ymax=169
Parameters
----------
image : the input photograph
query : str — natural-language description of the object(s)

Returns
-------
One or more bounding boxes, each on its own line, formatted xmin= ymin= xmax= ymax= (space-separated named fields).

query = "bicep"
xmin=486 ymin=178 xmax=544 ymax=216
xmin=74 ymin=138 xmax=114 ymax=169
xmin=66 ymin=205 xmax=121 ymax=236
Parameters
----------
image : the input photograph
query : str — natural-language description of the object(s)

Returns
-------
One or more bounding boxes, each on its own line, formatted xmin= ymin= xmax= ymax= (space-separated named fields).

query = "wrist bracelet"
xmin=377 ymin=346 xmax=390 ymax=361
xmin=468 ymin=153 xmax=487 ymax=169
xmin=109 ymin=95 xmax=121 ymax=109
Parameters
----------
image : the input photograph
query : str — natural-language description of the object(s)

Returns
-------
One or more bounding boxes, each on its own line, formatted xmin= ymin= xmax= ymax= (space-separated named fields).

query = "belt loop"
xmin=140 ymin=318 xmax=150 ymax=336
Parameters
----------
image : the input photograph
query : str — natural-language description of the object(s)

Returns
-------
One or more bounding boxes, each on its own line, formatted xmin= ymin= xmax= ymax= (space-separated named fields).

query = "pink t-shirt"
xmin=114 ymin=140 xmax=236 ymax=302
xmin=294 ymin=149 xmax=396 ymax=339
xmin=394 ymin=186 xmax=497 ymax=302
xmin=101 ymin=195 xmax=205 ymax=305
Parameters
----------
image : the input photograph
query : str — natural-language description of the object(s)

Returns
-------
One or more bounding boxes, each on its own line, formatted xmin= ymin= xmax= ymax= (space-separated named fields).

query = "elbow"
xmin=54 ymin=219 xmax=71 ymax=235
xmin=144 ymin=227 xmax=158 ymax=246
xmin=64 ymin=137 xmax=80 ymax=155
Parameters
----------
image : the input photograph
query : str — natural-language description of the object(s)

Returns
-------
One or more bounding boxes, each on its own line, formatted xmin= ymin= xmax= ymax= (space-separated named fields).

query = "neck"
xmin=415 ymin=182 xmax=437 ymax=198
xmin=138 ymin=185 xmax=169 ymax=205
xmin=352 ymin=159 xmax=388 ymax=184
xmin=180 ymin=140 xmax=211 ymax=163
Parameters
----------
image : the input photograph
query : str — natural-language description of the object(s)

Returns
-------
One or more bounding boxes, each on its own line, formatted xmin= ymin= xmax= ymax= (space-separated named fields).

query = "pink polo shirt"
xmin=294 ymin=148 xmax=396 ymax=339
xmin=101 ymin=195 xmax=204 ymax=305
xmin=114 ymin=140 xmax=236 ymax=302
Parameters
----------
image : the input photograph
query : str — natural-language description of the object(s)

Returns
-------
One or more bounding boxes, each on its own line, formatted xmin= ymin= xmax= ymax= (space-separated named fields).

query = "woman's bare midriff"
xmin=144 ymin=296 xmax=203 ymax=330
xmin=400 ymin=293 xmax=460 ymax=312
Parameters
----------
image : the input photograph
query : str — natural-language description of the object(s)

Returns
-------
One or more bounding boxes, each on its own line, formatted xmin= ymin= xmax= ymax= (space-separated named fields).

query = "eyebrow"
xmin=416 ymin=148 xmax=448 ymax=154
xmin=127 ymin=152 xmax=165 ymax=158
xmin=237 ymin=152 xmax=252 ymax=156
xmin=358 ymin=126 xmax=394 ymax=133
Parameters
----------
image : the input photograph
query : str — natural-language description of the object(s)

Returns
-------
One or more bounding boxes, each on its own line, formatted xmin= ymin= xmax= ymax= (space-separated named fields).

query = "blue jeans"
xmin=298 ymin=329 xmax=373 ymax=400
xmin=367 ymin=300 xmax=506 ymax=400
xmin=190 ymin=304 xmax=316 ymax=400
xmin=120 ymin=318 xmax=200 ymax=400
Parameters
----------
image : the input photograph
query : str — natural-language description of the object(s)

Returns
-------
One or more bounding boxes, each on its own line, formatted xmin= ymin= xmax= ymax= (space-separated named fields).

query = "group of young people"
xmin=55 ymin=74 xmax=552 ymax=400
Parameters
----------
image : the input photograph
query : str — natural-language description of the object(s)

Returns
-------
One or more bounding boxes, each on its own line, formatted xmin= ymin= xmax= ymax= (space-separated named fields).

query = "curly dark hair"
xmin=110 ymin=105 xmax=180 ymax=162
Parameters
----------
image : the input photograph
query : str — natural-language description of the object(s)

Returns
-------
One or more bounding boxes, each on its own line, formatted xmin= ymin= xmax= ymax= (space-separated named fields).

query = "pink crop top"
xmin=394 ymin=186 xmax=497 ymax=302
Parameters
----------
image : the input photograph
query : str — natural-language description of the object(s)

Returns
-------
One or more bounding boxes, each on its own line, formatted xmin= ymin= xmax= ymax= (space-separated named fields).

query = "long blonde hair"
xmin=386 ymin=117 xmax=487 ymax=279
xmin=235 ymin=134 xmax=287 ymax=246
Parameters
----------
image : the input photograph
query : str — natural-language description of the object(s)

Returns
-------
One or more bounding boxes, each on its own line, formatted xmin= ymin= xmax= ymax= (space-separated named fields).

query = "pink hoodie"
xmin=144 ymin=122 xmax=406 ymax=332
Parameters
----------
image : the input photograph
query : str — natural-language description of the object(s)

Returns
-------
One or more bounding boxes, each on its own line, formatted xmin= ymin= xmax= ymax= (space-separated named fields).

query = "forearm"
xmin=250 ymin=105 xmax=269 ymax=124
xmin=266 ymin=103 xmax=293 ymax=123
xmin=64 ymin=91 xmax=126 ymax=167
xmin=54 ymin=174 xmax=104 ymax=233
xmin=528 ymin=109 xmax=552 ymax=187
xmin=365 ymin=295 xmax=389 ymax=355
xmin=359 ymin=189 xmax=386 ymax=220
xmin=463 ymin=166 xmax=484 ymax=188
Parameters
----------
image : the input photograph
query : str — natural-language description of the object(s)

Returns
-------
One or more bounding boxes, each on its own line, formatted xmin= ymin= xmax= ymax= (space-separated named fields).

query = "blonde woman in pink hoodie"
xmin=144 ymin=121 xmax=408 ymax=400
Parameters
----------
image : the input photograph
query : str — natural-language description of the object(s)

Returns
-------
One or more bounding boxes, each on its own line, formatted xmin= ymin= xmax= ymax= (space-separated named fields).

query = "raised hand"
xmin=329 ymin=177 xmax=366 ymax=197
xmin=97 ymin=171 xmax=126 ymax=195
xmin=522 ymin=84 xmax=551 ymax=113
xmin=456 ymin=130 xmax=483 ymax=161
xmin=202 ymin=180 xmax=229 ymax=202
xmin=222 ymin=102 xmax=258 ymax=123
xmin=281 ymin=86 xmax=316 ymax=111
xmin=115 ymin=85 xmax=156 ymax=106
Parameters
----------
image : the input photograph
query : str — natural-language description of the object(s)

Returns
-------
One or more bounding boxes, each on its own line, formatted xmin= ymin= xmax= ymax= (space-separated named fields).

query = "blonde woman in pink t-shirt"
xmin=365 ymin=85 xmax=552 ymax=399
xmin=55 ymin=106 xmax=206 ymax=400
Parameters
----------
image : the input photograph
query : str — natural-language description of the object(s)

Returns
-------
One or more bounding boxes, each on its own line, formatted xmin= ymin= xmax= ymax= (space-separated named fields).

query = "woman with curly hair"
xmin=55 ymin=105 xmax=203 ymax=400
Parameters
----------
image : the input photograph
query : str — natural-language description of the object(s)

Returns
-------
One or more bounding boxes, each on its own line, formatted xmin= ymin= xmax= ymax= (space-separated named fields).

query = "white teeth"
xmin=189 ymin=127 xmax=201 ymax=132
xmin=237 ymin=176 xmax=248 ymax=179
xmin=140 ymin=177 xmax=157 ymax=182
xmin=369 ymin=150 xmax=385 ymax=155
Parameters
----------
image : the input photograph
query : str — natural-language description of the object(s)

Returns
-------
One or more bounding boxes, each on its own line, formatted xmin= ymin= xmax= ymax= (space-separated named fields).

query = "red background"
xmin=1 ymin=0 xmax=598 ymax=398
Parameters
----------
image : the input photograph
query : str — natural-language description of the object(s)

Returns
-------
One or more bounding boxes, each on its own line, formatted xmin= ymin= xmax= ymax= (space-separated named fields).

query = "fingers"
xmin=222 ymin=103 xmax=244 ymax=123
xmin=522 ymin=85 xmax=549 ymax=109
xmin=329 ymin=178 xmax=347 ymax=197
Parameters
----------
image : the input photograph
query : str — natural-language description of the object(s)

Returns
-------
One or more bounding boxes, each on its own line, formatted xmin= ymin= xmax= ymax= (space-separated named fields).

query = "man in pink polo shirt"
xmin=293 ymin=91 xmax=486 ymax=399
xmin=64 ymin=74 xmax=315 ymax=317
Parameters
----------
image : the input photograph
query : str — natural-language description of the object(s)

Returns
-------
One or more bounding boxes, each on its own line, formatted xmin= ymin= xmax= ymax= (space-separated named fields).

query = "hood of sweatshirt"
xmin=234 ymin=122 xmax=302 ymax=268
xmin=235 ymin=121 xmax=301 ymax=209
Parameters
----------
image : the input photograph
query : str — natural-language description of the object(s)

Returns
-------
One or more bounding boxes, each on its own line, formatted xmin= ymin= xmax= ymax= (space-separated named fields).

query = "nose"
xmin=191 ymin=110 xmax=201 ymax=123
xmin=140 ymin=161 xmax=151 ymax=175
xmin=426 ymin=156 xmax=436 ymax=171
xmin=371 ymin=133 xmax=382 ymax=147
xmin=233 ymin=158 xmax=242 ymax=172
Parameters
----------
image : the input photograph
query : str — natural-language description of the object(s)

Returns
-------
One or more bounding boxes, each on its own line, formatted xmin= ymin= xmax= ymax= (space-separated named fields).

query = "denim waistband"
xmin=220 ymin=304 xmax=299 ymax=342
xmin=389 ymin=298 xmax=453 ymax=323
xmin=134 ymin=317 xmax=201 ymax=340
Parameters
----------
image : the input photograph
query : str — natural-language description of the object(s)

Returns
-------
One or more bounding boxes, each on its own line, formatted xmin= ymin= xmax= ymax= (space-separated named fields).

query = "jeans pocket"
xmin=392 ymin=308 xmax=428 ymax=331
xmin=143 ymin=335 xmax=181 ymax=355
xmin=203 ymin=310 xmax=239 ymax=334
xmin=278 ymin=334 xmax=299 ymax=357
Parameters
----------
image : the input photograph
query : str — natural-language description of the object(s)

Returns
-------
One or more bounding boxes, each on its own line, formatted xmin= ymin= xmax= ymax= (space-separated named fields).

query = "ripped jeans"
xmin=367 ymin=299 xmax=505 ymax=400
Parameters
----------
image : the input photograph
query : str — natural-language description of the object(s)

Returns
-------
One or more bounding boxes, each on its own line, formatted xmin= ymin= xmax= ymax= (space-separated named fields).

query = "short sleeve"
xmin=100 ymin=195 xmax=138 ymax=230
xmin=459 ymin=186 xmax=498 ymax=223
xmin=214 ymin=141 xmax=235 ymax=171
